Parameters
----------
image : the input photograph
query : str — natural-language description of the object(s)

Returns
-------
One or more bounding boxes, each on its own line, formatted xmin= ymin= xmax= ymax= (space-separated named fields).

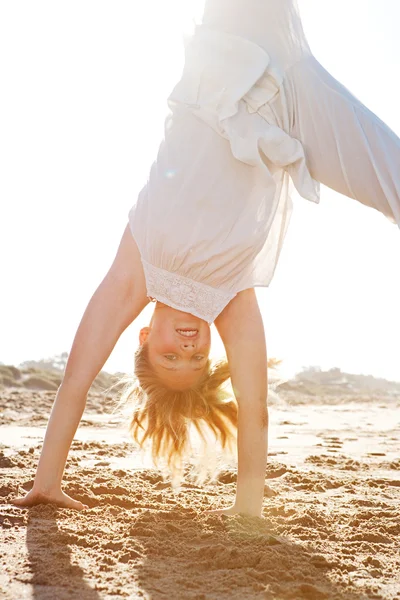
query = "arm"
xmin=13 ymin=224 xmax=149 ymax=510
xmin=214 ymin=288 xmax=268 ymax=517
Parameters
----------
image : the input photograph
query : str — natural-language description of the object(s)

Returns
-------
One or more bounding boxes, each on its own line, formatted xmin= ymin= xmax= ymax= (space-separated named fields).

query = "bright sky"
xmin=1 ymin=0 xmax=399 ymax=381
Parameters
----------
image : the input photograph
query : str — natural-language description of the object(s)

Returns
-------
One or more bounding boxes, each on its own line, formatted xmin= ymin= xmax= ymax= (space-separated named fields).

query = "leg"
xmin=290 ymin=56 xmax=400 ymax=225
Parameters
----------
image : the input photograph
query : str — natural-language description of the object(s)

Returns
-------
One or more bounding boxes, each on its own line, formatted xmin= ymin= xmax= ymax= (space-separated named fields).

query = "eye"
xmin=194 ymin=355 xmax=205 ymax=361
xmin=164 ymin=354 xmax=177 ymax=361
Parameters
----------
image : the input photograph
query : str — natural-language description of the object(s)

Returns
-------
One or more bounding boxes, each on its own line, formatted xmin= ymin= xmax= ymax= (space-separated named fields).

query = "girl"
xmin=13 ymin=0 xmax=400 ymax=517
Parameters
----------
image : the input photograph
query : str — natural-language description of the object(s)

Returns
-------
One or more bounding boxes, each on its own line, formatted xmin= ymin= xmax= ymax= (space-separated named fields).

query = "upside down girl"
xmin=13 ymin=0 xmax=400 ymax=517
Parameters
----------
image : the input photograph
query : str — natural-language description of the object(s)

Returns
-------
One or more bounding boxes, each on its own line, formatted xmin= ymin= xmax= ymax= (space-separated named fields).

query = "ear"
xmin=139 ymin=327 xmax=151 ymax=345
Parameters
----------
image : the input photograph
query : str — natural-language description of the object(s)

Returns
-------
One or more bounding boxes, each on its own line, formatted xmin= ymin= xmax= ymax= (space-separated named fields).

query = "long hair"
xmin=122 ymin=343 xmax=237 ymax=476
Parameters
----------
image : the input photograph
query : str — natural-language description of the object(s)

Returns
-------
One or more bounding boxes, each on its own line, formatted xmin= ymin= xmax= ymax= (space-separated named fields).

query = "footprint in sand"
xmin=318 ymin=435 xmax=343 ymax=453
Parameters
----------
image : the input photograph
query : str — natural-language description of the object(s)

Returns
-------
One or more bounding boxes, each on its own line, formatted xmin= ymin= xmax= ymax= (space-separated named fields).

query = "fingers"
xmin=61 ymin=497 xmax=89 ymax=511
xmin=10 ymin=497 xmax=28 ymax=507
xmin=11 ymin=491 xmax=51 ymax=508
xmin=58 ymin=490 xmax=89 ymax=511
xmin=205 ymin=507 xmax=236 ymax=516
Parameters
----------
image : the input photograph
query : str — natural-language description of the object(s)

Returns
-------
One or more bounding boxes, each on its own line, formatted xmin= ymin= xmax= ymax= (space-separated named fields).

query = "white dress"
xmin=129 ymin=0 xmax=400 ymax=324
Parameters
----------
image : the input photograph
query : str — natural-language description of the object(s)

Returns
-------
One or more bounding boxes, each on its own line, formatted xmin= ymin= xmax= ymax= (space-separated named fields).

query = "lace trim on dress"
xmin=142 ymin=260 xmax=235 ymax=324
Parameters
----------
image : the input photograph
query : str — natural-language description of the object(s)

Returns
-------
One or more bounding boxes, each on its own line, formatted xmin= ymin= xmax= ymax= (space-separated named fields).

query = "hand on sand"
xmin=206 ymin=504 xmax=262 ymax=518
xmin=11 ymin=488 xmax=88 ymax=511
xmin=206 ymin=506 xmax=239 ymax=516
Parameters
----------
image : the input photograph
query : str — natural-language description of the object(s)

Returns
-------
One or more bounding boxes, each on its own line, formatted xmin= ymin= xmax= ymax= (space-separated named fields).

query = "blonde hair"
xmin=123 ymin=343 xmax=237 ymax=475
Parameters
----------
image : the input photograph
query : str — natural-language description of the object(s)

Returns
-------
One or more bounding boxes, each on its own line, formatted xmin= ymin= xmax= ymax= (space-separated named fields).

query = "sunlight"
xmin=0 ymin=0 xmax=399 ymax=381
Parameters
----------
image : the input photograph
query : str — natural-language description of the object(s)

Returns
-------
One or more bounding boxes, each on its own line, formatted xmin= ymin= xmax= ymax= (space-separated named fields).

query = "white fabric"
xmin=129 ymin=0 xmax=400 ymax=324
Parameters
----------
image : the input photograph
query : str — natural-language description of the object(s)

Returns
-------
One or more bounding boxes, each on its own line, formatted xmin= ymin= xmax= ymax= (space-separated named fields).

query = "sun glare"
xmin=0 ymin=0 xmax=399 ymax=381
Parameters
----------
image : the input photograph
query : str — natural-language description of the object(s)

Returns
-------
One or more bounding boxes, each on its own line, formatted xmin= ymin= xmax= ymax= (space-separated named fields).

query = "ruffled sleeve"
xmin=169 ymin=25 xmax=319 ymax=204
xmin=169 ymin=26 xmax=273 ymax=120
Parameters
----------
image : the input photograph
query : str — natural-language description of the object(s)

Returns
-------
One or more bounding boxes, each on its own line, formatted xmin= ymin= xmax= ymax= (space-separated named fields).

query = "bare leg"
xmin=12 ymin=225 xmax=149 ymax=509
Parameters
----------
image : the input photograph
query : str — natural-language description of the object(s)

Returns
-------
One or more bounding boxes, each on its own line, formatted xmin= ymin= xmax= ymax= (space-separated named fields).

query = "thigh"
xmin=290 ymin=57 xmax=400 ymax=225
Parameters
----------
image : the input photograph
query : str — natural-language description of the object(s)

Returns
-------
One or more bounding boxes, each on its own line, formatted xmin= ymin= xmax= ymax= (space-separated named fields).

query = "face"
xmin=139 ymin=303 xmax=211 ymax=390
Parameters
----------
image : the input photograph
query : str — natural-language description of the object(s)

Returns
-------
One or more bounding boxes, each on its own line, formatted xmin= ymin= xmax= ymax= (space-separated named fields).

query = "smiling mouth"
xmin=176 ymin=329 xmax=198 ymax=338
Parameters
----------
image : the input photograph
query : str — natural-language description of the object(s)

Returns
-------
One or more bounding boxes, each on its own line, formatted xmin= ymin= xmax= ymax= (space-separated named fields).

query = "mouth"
xmin=176 ymin=328 xmax=199 ymax=338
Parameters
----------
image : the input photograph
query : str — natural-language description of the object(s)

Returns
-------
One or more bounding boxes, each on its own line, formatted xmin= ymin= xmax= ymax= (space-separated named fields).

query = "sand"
xmin=1 ymin=374 xmax=400 ymax=600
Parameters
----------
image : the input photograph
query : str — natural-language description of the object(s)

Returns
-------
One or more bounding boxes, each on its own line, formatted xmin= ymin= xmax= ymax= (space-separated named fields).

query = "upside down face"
xmin=139 ymin=302 xmax=212 ymax=390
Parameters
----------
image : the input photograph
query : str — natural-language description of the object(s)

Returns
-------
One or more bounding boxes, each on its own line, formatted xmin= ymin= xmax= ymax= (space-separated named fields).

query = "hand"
xmin=205 ymin=504 xmax=262 ymax=518
xmin=11 ymin=488 xmax=88 ymax=511
xmin=206 ymin=504 xmax=238 ymax=516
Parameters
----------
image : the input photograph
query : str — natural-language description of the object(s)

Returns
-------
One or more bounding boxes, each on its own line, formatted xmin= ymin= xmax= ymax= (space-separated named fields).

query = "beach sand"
xmin=1 ymin=370 xmax=400 ymax=600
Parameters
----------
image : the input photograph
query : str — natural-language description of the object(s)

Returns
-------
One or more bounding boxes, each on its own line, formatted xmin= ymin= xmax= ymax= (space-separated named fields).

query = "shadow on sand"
xmin=26 ymin=506 xmax=100 ymax=600
xmin=19 ymin=502 xmax=383 ymax=600
xmin=130 ymin=509 xmax=375 ymax=600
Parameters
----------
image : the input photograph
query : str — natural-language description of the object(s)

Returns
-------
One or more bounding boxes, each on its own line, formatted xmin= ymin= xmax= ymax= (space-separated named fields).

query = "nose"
xmin=180 ymin=341 xmax=196 ymax=351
